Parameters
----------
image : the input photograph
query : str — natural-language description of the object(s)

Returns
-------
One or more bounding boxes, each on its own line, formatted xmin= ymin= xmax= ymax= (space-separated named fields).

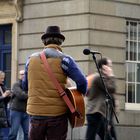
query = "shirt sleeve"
xmin=61 ymin=56 xmax=87 ymax=95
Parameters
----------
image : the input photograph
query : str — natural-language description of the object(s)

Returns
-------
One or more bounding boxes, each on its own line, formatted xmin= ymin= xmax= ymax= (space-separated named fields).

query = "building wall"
xmin=19 ymin=0 xmax=140 ymax=139
xmin=19 ymin=0 xmax=90 ymax=74
xmin=1 ymin=0 xmax=140 ymax=139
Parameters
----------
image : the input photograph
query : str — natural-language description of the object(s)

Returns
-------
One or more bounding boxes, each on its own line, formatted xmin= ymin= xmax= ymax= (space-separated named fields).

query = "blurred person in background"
xmin=8 ymin=70 xmax=29 ymax=140
xmin=0 ymin=71 xmax=11 ymax=140
xmin=86 ymin=57 xmax=119 ymax=140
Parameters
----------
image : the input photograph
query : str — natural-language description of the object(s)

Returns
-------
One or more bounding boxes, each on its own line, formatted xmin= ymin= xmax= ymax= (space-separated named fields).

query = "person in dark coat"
xmin=86 ymin=58 xmax=118 ymax=140
xmin=8 ymin=70 xmax=29 ymax=140
xmin=0 ymin=71 xmax=11 ymax=140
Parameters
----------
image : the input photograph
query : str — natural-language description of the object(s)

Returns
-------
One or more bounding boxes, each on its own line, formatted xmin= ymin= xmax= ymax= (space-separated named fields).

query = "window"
xmin=126 ymin=20 xmax=140 ymax=109
xmin=0 ymin=24 xmax=12 ymax=89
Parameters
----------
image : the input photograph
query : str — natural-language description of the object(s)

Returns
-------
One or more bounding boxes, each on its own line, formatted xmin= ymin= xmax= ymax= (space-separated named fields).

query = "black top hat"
xmin=41 ymin=26 xmax=65 ymax=41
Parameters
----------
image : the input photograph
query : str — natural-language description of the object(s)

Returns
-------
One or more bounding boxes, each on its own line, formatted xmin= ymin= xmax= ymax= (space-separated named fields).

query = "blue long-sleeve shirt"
xmin=22 ymin=50 xmax=87 ymax=95
xmin=61 ymin=56 xmax=87 ymax=94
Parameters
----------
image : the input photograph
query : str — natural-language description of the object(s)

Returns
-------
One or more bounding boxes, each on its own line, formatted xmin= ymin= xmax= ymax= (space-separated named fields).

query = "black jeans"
xmin=86 ymin=113 xmax=117 ymax=140
xmin=29 ymin=114 xmax=68 ymax=140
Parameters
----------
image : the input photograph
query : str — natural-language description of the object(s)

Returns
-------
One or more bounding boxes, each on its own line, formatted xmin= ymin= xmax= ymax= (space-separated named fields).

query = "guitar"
xmin=65 ymin=87 xmax=85 ymax=128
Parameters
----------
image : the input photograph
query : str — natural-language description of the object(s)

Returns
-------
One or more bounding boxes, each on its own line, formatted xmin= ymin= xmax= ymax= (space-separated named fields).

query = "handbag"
xmin=0 ymin=107 xmax=10 ymax=128
xmin=0 ymin=117 xmax=10 ymax=128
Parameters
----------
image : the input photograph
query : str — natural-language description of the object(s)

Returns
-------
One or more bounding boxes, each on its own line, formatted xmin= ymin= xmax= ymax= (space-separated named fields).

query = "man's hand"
xmin=102 ymin=65 xmax=114 ymax=77
xmin=2 ymin=90 xmax=11 ymax=97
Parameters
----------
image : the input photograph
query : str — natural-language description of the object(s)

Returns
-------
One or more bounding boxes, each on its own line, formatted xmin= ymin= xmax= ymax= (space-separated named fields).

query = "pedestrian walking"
xmin=8 ymin=70 xmax=29 ymax=140
xmin=86 ymin=57 xmax=118 ymax=140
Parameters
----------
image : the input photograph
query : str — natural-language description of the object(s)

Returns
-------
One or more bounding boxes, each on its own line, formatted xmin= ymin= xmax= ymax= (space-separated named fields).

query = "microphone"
xmin=83 ymin=48 xmax=101 ymax=55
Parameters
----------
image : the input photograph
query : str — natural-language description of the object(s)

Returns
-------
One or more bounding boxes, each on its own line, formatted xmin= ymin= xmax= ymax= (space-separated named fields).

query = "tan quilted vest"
xmin=27 ymin=55 xmax=67 ymax=116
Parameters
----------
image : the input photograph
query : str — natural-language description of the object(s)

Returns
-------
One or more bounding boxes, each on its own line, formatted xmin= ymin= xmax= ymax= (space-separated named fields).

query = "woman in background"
xmin=0 ymin=71 xmax=11 ymax=140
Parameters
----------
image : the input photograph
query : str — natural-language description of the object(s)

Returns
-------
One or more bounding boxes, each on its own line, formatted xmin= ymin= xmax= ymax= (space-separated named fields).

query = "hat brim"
xmin=41 ymin=33 xmax=65 ymax=41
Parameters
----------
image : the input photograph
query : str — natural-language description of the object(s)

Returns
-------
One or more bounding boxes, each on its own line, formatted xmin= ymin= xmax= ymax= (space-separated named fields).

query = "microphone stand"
xmin=91 ymin=53 xmax=119 ymax=140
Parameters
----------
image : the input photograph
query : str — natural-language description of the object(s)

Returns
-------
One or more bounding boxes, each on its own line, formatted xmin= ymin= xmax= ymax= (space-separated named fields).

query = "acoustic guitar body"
xmin=65 ymin=87 xmax=85 ymax=128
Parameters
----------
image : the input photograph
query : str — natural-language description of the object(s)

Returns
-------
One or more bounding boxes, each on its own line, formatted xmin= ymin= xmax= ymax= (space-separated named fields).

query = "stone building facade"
xmin=0 ymin=0 xmax=140 ymax=139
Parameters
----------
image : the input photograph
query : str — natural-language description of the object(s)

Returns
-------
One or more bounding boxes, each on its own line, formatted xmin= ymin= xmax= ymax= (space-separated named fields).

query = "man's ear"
xmin=42 ymin=39 xmax=46 ymax=45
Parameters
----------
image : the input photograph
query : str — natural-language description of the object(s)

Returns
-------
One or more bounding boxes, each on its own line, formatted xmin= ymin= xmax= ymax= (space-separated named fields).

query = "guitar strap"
xmin=40 ymin=51 xmax=76 ymax=114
